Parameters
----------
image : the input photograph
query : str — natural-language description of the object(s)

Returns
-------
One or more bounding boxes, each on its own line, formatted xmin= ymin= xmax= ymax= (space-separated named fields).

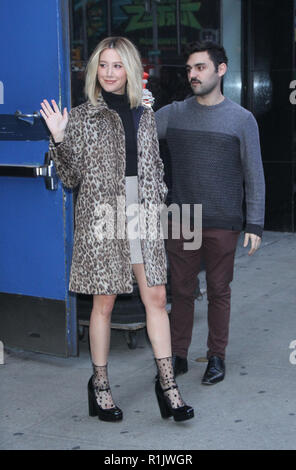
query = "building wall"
xmin=242 ymin=0 xmax=295 ymax=231
xmin=69 ymin=0 xmax=295 ymax=232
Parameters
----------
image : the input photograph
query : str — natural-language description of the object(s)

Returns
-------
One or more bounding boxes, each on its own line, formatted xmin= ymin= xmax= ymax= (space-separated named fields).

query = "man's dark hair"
xmin=184 ymin=41 xmax=228 ymax=72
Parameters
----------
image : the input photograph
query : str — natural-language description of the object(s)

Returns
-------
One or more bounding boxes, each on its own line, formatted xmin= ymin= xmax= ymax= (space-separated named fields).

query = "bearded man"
xmin=155 ymin=41 xmax=265 ymax=385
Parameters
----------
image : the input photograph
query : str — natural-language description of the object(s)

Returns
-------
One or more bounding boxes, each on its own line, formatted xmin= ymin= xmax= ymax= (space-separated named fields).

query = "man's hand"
xmin=243 ymin=233 xmax=261 ymax=256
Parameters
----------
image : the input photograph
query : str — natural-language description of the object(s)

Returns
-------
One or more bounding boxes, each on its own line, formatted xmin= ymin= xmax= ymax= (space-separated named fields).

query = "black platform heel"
xmin=88 ymin=376 xmax=123 ymax=422
xmin=155 ymin=357 xmax=194 ymax=422
xmin=155 ymin=378 xmax=194 ymax=422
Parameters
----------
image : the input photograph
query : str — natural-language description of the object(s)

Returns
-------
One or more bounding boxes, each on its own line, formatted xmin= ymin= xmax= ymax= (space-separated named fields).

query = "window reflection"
xmin=70 ymin=0 xmax=220 ymax=106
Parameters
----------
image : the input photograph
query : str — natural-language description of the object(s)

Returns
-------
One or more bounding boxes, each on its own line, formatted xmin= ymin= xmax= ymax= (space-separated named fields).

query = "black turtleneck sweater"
xmin=101 ymin=88 xmax=138 ymax=177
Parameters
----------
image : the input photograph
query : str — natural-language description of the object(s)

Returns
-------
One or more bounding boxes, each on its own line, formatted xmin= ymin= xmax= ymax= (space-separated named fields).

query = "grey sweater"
xmin=155 ymin=96 xmax=265 ymax=237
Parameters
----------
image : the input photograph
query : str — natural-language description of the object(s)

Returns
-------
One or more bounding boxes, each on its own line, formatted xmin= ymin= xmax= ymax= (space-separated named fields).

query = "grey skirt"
xmin=125 ymin=176 xmax=144 ymax=264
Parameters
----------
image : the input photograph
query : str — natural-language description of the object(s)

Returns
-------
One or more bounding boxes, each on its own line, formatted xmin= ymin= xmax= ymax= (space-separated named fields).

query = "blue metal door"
xmin=0 ymin=0 xmax=77 ymax=356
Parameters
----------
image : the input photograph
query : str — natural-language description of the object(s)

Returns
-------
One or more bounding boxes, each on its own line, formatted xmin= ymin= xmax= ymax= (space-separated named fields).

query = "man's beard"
xmin=190 ymin=78 xmax=218 ymax=97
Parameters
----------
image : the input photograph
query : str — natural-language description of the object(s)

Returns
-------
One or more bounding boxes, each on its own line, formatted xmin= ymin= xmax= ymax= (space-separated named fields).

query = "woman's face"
xmin=97 ymin=48 xmax=127 ymax=95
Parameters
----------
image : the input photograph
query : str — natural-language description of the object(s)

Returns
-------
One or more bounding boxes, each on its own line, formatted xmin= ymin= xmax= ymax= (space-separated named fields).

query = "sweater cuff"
xmin=245 ymin=223 xmax=263 ymax=238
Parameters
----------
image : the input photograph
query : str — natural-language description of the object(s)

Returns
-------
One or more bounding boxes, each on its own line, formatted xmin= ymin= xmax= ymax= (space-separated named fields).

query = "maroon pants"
xmin=166 ymin=227 xmax=240 ymax=360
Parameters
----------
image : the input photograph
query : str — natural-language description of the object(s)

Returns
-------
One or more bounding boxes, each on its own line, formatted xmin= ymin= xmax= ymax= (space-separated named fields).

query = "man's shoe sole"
xmin=202 ymin=374 xmax=225 ymax=385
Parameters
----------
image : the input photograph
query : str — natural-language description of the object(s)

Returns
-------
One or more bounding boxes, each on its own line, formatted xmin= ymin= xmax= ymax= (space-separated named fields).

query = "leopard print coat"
xmin=49 ymin=94 xmax=168 ymax=295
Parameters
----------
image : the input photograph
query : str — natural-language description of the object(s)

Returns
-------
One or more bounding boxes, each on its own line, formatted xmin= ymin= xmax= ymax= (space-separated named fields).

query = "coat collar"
xmin=84 ymin=93 xmax=109 ymax=116
xmin=84 ymin=93 xmax=149 ymax=117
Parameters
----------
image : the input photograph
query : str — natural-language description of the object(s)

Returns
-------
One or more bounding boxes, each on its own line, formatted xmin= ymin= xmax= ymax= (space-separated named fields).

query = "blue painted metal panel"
xmin=0 ymin=0 xmax=76 ymax=353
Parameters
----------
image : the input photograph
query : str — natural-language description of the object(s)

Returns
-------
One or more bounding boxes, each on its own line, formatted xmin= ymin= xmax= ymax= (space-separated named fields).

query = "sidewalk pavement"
xmin=0 ymin=231 xmax=295 ymax=450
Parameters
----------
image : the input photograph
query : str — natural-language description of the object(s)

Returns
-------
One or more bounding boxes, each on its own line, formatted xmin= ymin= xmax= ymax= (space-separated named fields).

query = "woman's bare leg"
xmin=89 ymin=294 xmax=117 ymax=366
xmin=89 ymin=294 xmax=117 ymax=409
xmin=132 ymin=264 xmax=186 ymax=409
xmin=132 ymin=264 xmax=171 ymax=358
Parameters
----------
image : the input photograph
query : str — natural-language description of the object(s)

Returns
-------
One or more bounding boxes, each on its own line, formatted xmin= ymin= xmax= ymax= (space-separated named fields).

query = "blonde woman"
xmin=40 ymin=37 xmax=194 ymax=423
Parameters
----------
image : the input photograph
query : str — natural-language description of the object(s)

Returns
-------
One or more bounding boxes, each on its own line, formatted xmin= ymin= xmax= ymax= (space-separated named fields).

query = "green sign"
xmin=122 ymin=0 xmax=202 ymax=33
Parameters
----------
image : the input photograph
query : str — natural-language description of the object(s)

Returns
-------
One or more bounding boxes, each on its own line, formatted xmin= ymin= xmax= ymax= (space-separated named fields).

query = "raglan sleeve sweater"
xmin=239 ymin=113 xmax=265 ymax=236
xmin=155 ymin=97 xmax=265 ymax=237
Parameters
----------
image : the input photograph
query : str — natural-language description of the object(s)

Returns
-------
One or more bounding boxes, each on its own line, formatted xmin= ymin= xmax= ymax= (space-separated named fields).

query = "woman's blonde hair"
xmin=85 ymin=36 xmax=143 ymax=108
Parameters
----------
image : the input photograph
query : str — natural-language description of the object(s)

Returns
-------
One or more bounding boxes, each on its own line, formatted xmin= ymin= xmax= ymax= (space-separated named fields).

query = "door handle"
xmin=15 ymin=110 xmax=40 ymax=126
xmin=0 ymin=153 xmax=58 ymax=191
xmin=15 ymin=110 xmax=40 ymax=119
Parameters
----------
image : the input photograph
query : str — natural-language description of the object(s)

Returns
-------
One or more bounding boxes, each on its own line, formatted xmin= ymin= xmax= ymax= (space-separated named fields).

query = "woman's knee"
xmin=91 ymin=295 xmax=116 ymax=319
xmin=142 ymin=286 xmax=167 ymax=310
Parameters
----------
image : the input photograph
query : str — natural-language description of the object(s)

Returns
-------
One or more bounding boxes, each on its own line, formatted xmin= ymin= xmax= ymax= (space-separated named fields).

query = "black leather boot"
xmin=202 ymin=356 xmax=225 ymax=385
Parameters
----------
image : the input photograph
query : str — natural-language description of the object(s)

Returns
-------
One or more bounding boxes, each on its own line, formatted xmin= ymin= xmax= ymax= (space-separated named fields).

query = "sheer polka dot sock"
xmin=92 ymin=363 xmax=116 ymax=410
xmin=155 ymin=357 xmax=185 ymax=409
